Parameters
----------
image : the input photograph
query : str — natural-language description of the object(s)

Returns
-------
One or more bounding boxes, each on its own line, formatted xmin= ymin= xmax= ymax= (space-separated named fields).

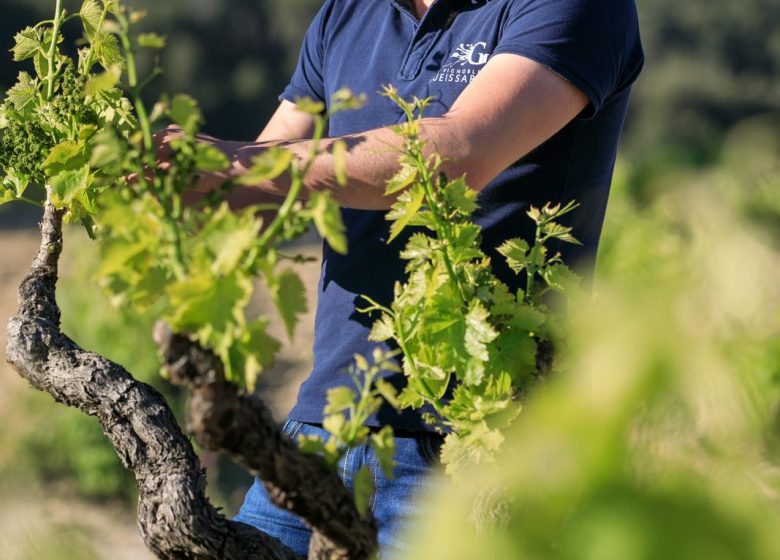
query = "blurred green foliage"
xmin=628 ymin=0 xmax=780 ymax=164
xmin=405 ymin=115 xmax=780 ymax=560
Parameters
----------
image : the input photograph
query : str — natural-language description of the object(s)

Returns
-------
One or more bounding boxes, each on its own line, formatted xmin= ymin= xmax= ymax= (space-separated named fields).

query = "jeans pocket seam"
xmin=369 ymin=447 xmax=379 ymax=514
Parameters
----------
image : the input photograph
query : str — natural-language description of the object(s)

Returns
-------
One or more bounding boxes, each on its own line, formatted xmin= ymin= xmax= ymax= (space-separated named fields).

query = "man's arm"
xmin=255 ymin=99 xmax=320 ymax=142
xmin=164 ymin=54 xmax=588 ymax=210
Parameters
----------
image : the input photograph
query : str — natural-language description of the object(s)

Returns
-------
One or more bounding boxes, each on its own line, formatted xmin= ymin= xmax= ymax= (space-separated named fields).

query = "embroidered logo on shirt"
xmin=444 ymin=42 xmax=490 ymax=67
xmin=431 ymin=42 xmax=490 ymax=84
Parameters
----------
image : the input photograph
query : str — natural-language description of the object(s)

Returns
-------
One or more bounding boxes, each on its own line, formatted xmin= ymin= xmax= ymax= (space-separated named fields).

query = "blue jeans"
xmin=234 ymin=419 xmax=444 ymax=559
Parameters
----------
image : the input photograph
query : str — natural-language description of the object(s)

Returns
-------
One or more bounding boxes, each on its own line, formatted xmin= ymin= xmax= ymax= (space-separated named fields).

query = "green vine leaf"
xmin=308 ymin=190 xmax=347 ymax=254
xmin=49 ymin=166 xmax=91 ymax=208
xmin=11 ymin=27 xmax=40 ymax=62
xmin=6 ymin=72 xmax=38 ymax=115
xmin=80 ymin=0 xmax=104 ymax=40
xmin=237 ymin=147 xmax=293 ymax=185
xmin=497 ymin=238 xmax=530 ymax=274
xmin=353 ymin=465 xmax=374 ymax=518
xmin=387 ymin=183 xmax=425 ymax=242
xmin=137 ymin=33 xmax=166 ymax=49
xmin=268 ymin=269 xmax=307 ymax=339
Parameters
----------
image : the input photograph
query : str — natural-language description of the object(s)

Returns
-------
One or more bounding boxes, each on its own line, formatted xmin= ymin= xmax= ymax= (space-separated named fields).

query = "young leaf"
xmin=49 ymin=166 xmax=91 ymax=208
xmin=353 ymin=465 xmax=374 ymax=518
xmin=369 ymin=314 xmax=396 ymax=342
xmin=89 ymin=128 xmax=123 ymax=168
xmin=169 ymin=94 xmax=201 ymax=134
xmin=268 ymin=269 xmax=307 ymax=339
xmin=399 ymin=232 xmax=433 ymax=261
xmin=463 ymin=300 xmax=499 ymax=365
xmin=332 ymin=139 xmax=348 ymax=187
xmin=308 ymin=190 xmax=347 ymax=254
xmin=387 ymin=184 xmax=425 ymax=242
xmin=85 ymin=64 xmax=121 ymax=95
xmin=94 ymin=33 xmax=123 ymax=69
xmin=166 ymin=270 xmax=254 ymax=342
xmin=497 ymin=238 xmax=530 ymax=274
xmin=294 ymin=97 xmax=325 ymax=115
xmin=194 ymin=143 xmax=229 ymax=172
xmin=137 ymin=33 xmax=166 ymax=49
xmin=443 ymin=176 xmax=478 ymax=215
xmin=80 ymin=0 xmax=103 ymax=40
xmin=6 ymin=72 xmax=38 ymax=114
xmin=540 ymin=263 xmax=581 ymax=294
xmin=230 ymin=320 xmax=281 ymax=390
xmin=385 ymin=164 xmax=417 ymax=195
xmin=324 ymin=386 xmax=357 ymax=415
xmin=370 ymin=426 xmax=397 ymax=478
xmin=542 ymin=221 xmax=581 ymax=245
xmin=237 ymin=147 xmax=293 ymax=185
xmin=43 ymin=141 xmax=86 ymax=176
xmin=11 ymin=27 xmax=40 ymax=62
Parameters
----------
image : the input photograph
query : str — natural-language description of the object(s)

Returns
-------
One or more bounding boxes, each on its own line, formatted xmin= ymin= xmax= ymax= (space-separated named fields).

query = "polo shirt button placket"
xmin=396 ymin=3 xmax=449 ymax=82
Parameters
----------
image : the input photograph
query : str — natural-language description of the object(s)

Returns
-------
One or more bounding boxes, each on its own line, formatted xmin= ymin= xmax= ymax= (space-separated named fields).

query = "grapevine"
xmin=356 ymin=86 xmax=583 ymax=479
xmin=0 ymin=0 xmax=354 ymax=392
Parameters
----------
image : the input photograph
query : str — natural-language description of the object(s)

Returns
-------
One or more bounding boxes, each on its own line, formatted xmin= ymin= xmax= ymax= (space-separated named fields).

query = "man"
xmin=156 ymin=0 xmax=643 ymax=556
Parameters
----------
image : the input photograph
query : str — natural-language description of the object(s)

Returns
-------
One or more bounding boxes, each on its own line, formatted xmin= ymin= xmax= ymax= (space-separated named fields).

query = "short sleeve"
xmin=279 ymin=0 xmax=336 ymax=104
xmin=494 ymin=0 xmax=644 ymax=117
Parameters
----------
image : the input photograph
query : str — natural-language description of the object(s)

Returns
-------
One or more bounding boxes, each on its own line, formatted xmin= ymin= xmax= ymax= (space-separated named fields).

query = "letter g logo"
xmin=468 ymin=42 xmax=489 ymax=66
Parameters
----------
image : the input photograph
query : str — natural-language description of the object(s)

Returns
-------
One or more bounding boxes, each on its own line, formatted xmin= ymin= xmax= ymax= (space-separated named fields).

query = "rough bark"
xmin=154 ymin=324 xmax=378 ymax=560
xmin=5 ymin=200 xmax=374 ymax=559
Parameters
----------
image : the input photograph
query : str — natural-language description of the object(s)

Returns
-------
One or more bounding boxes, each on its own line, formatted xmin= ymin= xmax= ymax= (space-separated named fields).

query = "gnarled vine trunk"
xmin=5 ymin=199 xmax=376 ymax=560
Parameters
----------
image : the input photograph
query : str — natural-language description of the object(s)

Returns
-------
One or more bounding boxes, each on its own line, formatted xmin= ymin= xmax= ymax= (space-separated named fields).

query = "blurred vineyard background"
xmin=1 ymin=0 xmax=779 ymax=558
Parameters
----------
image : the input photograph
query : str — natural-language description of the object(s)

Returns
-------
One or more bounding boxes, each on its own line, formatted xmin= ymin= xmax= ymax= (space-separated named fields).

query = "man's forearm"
xmin=219 ymin=116 xmax=470 ymax=211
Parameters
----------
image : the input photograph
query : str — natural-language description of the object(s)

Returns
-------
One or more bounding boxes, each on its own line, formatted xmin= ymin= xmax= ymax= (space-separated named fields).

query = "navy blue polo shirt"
xmin=282 ymin=0 xmax=644 ymax=431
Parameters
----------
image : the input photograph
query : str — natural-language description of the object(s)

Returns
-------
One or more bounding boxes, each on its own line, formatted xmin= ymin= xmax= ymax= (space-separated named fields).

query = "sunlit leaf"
xmin=11 ymin=27 xmax=40 ymax=62
xmin=237 ymin=147 xmax=293 ymax=185
xmin=497 ymin=238 xmax=530 ymax=274
xmin=137 ymin=33 xmax=166 ymax=49
xmin=43 ymin=141 xmax=86 ymax=176
xmin=385 ymin=163 xmax=417 ymax=195
xmin=194 ymin=143 xmax=229 ymax=172
xmin=268 ymin=269 xmax=307 ymax=339
xmin=325 ymin=386 xmax=357 ymax=416
xmin=169 ymin=94 xmax=201 ymax=134
xmin=85 ymin=64 xmax=121 ymax=95
xmin=308 ymin=190 xmax=347 ymax=254
xmin=387 ymin=184 xmax=425 ymax=242
xmin=353 ymin=465 xmax=374 ymax=518
xmin=49 ymin=166 xmax=91 ymax=208
xmin=6 ymin=72 xmax=38 ymax=114
xmin=80 ymin=0 xmax=103 ymax=40
xmin=332 ymin=139 xmax=348 ymax=187
xmin=370 ymin=426 xmax=397 ymax=478
xmin=369 ymin=314 xmax=396 ymax=342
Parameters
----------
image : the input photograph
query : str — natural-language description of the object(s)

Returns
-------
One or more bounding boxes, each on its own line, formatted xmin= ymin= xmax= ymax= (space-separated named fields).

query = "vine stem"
xmin=116 ymin=10 xmax=153 ymax=151
xmin=81 ymin=4 xmax=109 ymax=73
xmin=255 ymin=116 xmax=326 ymax=252
xmin=525 ymin=221 xmax=543 ymax=300
xmin=414 ymin=148 xmax=467 ymax=304
xmin=45 ymin=0 xmax=64 ymax=100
